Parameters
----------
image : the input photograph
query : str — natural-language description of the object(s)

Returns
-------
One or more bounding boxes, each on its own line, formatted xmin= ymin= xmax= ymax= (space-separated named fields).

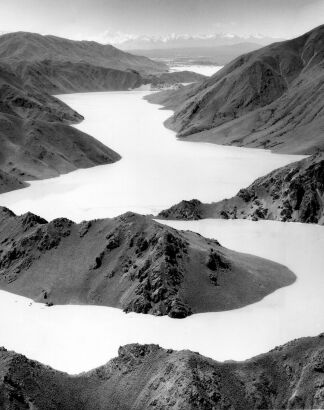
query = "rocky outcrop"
xmin=148 ymin=24 xmax=324 ymax=155
xmin=1 ymin=334 xmax=324 ymax=409
xmin=159 ymin=199 xmax=204 ymax=220
xmin=0 ymin=208 xmax=295 ymax=317
xmin=158 ymin=153 xmax=324 ymax=225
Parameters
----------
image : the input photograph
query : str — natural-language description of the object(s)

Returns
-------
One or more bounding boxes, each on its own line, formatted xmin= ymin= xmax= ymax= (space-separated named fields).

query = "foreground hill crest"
xmin=1 ymin=334 xmax=324 ymax=409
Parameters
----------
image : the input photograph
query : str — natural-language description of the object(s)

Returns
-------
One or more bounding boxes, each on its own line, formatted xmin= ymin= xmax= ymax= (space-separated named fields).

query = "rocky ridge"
xmin=1 ymin=334 xmax=324 ymax=409
xmin=158 ymin=153 xmax=324 ymax=225
xmin=0 ymin=207 xmax=295 ymax=317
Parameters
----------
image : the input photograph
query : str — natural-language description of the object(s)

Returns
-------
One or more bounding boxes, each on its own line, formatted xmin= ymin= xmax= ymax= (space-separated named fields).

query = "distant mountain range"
xmin=131 ymin=43 xmax=265 ymax=66
xmin=115 ymin=33 xmax=284 ymax=65
xmin=116 ymin=32 xmax=284 ymax=50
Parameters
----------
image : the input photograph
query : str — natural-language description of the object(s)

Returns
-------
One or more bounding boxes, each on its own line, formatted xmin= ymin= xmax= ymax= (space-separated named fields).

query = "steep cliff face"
xmin=0 ymin=208 xmax=295 ymax=317
xmin=1 ymin=334 xmax=324 ymax=409
xmin=158 ymin=153 xmax=324 ymax=225
xmin=149 ymin=25 xmax=324 ymax=155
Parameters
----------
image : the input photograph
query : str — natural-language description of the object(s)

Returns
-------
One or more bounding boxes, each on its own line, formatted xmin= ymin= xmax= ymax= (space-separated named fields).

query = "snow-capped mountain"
xmin=113 ymin=33 xmax=284 ymax=50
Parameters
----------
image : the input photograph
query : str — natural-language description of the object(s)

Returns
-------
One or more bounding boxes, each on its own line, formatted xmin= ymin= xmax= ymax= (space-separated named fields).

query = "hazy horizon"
xmin=0 ymin=0 xmax=323 ymax=46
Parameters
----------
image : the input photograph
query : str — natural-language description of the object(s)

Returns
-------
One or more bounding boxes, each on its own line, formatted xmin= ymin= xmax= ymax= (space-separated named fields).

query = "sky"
xmin=0 ymin=0 xmax=323 ymax=43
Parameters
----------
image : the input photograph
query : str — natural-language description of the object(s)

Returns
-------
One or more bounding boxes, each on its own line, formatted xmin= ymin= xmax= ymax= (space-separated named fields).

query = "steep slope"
xmin=0 ymin=32 xmax=207 ymax=94
xmin=0 ymin=170 xmax=27 ymax=194
xmin=0 ymin=31 xmax=166 ymax=75
xmin=149 ymin=24 xmax=324 ymax=155
xmin=0 ymin=63 xmax=80 ymax=122
xmin=14 ymin=60 xmax=144 ymax=94
xmin=0 ymin=64 xmax=120 ymax=192
xmin=158 ymin=153 xmax=324 ymax=225
xmin=13 ymin=60 xmax=205 ymax=94
xmin=1 ymin=334 xmax=324 ymax=409
xmin=0 ymin=32 xmax=205 ymax=194
xmin=0 ymin=208 xmax=295 ymax=317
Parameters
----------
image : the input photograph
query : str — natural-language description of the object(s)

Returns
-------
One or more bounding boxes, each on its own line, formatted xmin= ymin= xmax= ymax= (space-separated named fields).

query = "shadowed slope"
xmin=148 ymin=25 xmax=324 ymax=155
xmin=14 ymin=60 xmax=205 ymax=94
xmin=0 ymin=63 xmax=120 ymax=192
xmin=0 ymin=170 xmax=27 ymax=194
xmin=0 ymin=32 xmax=205 ymax=94
xmin=0 ymin=32 xmax=166 ymax=75
xmin=0 ymin=32 xmax=206 ymax=194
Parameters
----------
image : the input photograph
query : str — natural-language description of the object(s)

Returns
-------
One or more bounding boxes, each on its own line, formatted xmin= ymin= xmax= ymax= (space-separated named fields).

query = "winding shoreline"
xmin=0 ymin=90 xmax=322 ymax=375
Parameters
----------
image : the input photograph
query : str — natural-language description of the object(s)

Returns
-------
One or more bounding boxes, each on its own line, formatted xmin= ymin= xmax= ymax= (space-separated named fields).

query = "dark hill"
xmin=0 ymin=170 xmax=26 ymax=194
xmin=0 ymin=32 xmax=205 ymax=194
xmin=158 ymin=152 xmax=324 ymax=225
xmin=147 ymin=24 xmax=324 ymax=155
xmin=0 ymin=32 xmax=204 ymax=95
xmin=0 ymin=63 xmax=120 ymax=192
xmin=13 ymin=60 xmax=205 ymax=94
xmin=0 ymin=32 xmax=166 ymax=74
xmin=1 ymin=334 xmax=324 ymax=409
xmin=0 ymin=208 xmax=295 ymax=317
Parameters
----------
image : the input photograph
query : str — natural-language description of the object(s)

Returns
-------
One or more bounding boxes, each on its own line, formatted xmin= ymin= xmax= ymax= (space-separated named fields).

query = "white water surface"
xmin=0 ymin=90 xmax=322 ymax=375
xmin=0 ymin=220 xmax=323 ymax=374
xmin=0 ymin=91 xmax=304 ymax=222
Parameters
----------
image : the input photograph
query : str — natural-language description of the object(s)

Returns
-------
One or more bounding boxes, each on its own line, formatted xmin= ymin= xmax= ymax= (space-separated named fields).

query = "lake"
xmin=0 ymin=91 xmax=303 ymax=222
xmin=169 ymin=64 xmax=223 ymax=76
xmin=0 ymin=89 xmax=321 ymax=375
